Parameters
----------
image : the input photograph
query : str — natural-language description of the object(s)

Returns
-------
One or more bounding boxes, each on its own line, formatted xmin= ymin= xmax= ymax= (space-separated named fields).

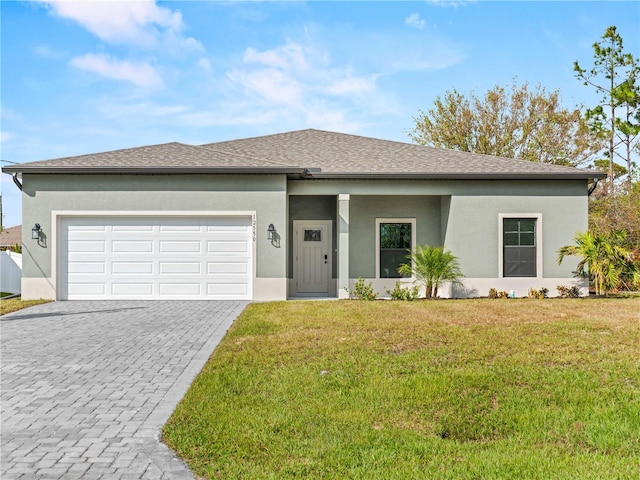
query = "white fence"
xmin=0 ymin=251 xmax=22 ymax=294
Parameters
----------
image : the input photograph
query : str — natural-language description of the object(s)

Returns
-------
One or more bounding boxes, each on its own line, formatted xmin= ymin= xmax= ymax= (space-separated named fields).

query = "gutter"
xmin=12 ymin=174 xmax=22 ymax=191
xmin=1 ymin=166 xmax=307 ymax=175
xmin=304 ymin=172 xmax=609 ymax=181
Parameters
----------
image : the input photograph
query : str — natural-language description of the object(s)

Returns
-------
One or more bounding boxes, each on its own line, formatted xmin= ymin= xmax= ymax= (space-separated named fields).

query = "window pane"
xmin=519 ymin=219 xmax=536 ymax=233
xmin=380 ymin=249 xmax=410 ymax=278
xmin=504 ymin=232 xmax=520 ymax=246
xmin=304 ymin=229 xmax=321 ymax=242
xmin=380 ymin=223 xmax=411 ymax=249
xmin=519 ymin=232 xmax=535 ymax=246
xmin=503 ymin=218 xmax=537 ymax=277
xmin=379 ymin=222 xmax=412 ymax=278
xmin=504 ymin=246 xmax=536 ymax=277
xmin=504 ymin=219 xmax=519 ymax=232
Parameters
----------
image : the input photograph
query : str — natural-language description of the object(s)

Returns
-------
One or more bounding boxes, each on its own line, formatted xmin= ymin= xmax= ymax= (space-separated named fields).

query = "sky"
xmin=1 ymin=0 xmax=639 ymax=228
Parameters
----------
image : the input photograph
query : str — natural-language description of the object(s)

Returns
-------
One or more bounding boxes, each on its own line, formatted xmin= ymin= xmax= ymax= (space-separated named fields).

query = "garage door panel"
xmin=159 ymin=283 xmax=201 ymax=295
xmin=112 ymin=262 xmax=154 ymax=274
xmin=207 ymin=241 xmax=250 ymax=253
xmin=68 ymin=224 xmax=107 ymax=232
xmin=159 ymin=262 xmax=201 ymax=274
xmin=68 ymin=262 xmax=106 ymax=274
xmin=160 ymin=240 xmax=202 ymax=253
xmin=207 ymin=283 xmax=249 ymax=296
xmin=68 ymin=283 xmax=105 ymax=295
xmin=112 ymin=224 xmax=154 ymax=232
xmin=160 ymin=223 xmax=202 ymax=232
xmin=60 ymin=216 xmax=253 ymax=300
xmin=207 ymin=262 xmax=249 ymax=274
xmin=112 ymin=283 xmax=154 ymax=295
xmin=112 ymin=240 xmax=154 ymax=254
xmin=68 ymin=240 xmax=106 ymax=253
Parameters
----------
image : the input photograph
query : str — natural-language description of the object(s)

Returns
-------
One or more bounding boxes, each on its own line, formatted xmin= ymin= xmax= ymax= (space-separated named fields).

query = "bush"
xmin=386 ymin=282 xmax=420 ymax=301
xmin=398 ymin=245 xmax=464 ymax=298
xmin=488 ymin=288 xmax=509 ymax=299
xmin=345 ymin=278 xmax=378 ymax=300
xmin=528 ymin=287 xmax=549 ymax=299
xmin=557 ymin=285 xmax=581 ymax=298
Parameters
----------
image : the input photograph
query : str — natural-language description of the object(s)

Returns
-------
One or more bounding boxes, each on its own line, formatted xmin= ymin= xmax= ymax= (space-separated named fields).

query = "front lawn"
xmin=163 ymin=299 xmax=640 ymax=479
xmin=0 ymin=297 xmax=51 ymax=315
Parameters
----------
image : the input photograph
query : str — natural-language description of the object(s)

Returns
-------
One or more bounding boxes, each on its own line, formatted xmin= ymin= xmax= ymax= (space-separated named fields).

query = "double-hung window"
xmin=503 ymin=218 xmax=537 ymax=277
xmin=377 ymin=219 xmax=416 ymax=278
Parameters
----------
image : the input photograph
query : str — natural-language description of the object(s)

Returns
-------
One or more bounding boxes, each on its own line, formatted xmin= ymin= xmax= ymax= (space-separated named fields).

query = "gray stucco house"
xmin=2 ymin=129 xmax=605 ymax=301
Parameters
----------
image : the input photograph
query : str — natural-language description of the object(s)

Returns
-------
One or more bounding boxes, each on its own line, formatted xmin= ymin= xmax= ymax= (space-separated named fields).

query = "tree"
xmin=409 ymin=81 xmax=600 ymax=167
xmin=589 ymin=180 xmax=640 ymax=250
xmin=557 ymin=230 xmax=639 ymax=295
xmin=398 ymin=245 xmax=464 ymax=299
xmin=574 ymin=26 xmax=640 ymax=191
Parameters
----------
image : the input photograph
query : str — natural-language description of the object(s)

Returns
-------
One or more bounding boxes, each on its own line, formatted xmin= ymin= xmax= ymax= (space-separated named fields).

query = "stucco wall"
xmin=443 ymin=194 xmax=587 ymax=279
xmin=21 ymin=174 xmax=287 ymax=298
xmin=349 ymin=195 xmax=441 ymax=278
xmin=289 ymin=178 xmax=589 ymax=297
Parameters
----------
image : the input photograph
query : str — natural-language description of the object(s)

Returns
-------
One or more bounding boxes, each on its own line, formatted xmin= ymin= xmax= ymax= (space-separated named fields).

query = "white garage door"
xmin=59 ymin=216 xmax=253 ymax=300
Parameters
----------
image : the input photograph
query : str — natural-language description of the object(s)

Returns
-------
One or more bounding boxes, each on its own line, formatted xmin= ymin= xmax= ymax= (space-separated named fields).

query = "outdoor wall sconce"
xmin=31 ymin=223 xmax=41 ymax=240
xmin=267 ymin=223 xmax=276 ymax=241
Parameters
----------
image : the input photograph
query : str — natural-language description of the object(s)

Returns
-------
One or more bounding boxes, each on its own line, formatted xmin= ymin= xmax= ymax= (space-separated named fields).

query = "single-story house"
xmin=2 ymin=129 xmax=606 ymax=301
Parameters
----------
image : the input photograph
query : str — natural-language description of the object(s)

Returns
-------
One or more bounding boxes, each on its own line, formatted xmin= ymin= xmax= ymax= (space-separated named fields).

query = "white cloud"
xmin=326 ymin=75 xmax=377 ymax=96
xmin=228 ymin=68 xmax=304 ymax=106
xmin=36 ymin=0 xmax=202 ymax=52
xmin=197 ymin=58 xmax=212 ymax=71
xmin=405 ymin=13 xmax=425 ymax=30
xmin=244 ymin=43 xmax=310 ymax=71
xmin=1 ymin=131 xmax=14 ymax=143
xmin=71 ymin=53 xmax=164 ymax=88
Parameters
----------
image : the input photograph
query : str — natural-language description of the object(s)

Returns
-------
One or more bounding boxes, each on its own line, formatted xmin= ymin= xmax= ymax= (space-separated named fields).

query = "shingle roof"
xmin=0 ymin=225 xmax=22 ymax=247
xmin=2 ymin=129 xmax=605 ymax=180
xmin=2 ymin=142 xmax=299 ymax=173
xmin=202 ymin=129 xmax=605 ymax=179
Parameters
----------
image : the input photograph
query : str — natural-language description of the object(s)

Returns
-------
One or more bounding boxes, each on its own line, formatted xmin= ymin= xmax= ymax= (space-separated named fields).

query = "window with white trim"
xmin=503 ymin=218 xmax=537 ymax=277
xmin=376 ymin=219 xmax=416 ymax=278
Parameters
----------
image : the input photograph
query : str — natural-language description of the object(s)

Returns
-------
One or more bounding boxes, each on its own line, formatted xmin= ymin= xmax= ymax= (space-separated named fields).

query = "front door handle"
xmin=324 ymin=254 xmax=328 ymax=264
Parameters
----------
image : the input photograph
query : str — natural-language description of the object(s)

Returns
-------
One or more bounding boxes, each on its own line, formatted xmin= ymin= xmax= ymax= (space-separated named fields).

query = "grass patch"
xmin=163 ymin=299 xmax=640 ymax=479
xmin=0 ymin=297 xmax=51 ymax=315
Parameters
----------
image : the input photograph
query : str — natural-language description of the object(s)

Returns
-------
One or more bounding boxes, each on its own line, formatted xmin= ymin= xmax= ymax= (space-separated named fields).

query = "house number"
xmin=252 ymin=215 xmax=256 ymax=242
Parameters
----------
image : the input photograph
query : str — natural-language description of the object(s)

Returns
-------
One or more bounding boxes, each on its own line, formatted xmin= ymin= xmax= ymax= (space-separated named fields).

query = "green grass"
xmin=163 ymin=299 xmax=640 ymax=479
xmin=0 ymin=297 xmax=51 ymax=315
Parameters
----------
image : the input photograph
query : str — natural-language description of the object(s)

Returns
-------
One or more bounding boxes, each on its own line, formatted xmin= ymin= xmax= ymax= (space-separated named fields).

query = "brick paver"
xmin=1 ymin=301 xmax=247 ymax=479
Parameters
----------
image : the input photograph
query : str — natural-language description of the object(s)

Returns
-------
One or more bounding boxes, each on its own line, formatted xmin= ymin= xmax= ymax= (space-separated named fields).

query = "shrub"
xmin=557 ymin=285 xmax=581 ymax=298
xmin=558 ymin=230 xmax=640 ymax=295
xmin=398 ymin=245 xmax=464 ymax=299
xmin=488 ymin=288 xmax=509 ymax=299
xmin=345 ymin=278 xmax=378 ymax=300
xmin=528 ymin=287 xmax=549 ymax=299
xmin=386 ymin=282 xmax=420 ymax=301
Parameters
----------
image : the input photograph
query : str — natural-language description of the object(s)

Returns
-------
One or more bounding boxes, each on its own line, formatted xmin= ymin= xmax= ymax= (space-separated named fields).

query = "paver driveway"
xmin=1 ymin=301 xmax=248 ymax=479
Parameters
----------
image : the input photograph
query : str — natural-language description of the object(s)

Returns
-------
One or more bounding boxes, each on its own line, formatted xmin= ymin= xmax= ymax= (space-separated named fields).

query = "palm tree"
xmin=398 ymin=245 xmax=464 ymax=298
xmin=557 ymin=230 xmax=639 ymax=295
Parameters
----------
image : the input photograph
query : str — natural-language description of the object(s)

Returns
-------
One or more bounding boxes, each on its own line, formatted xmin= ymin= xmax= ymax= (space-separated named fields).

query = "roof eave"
xmin=2 ymin=166 xmax=306 ymax=175
xmin=304 ymin=172 xmax=608 ymax=180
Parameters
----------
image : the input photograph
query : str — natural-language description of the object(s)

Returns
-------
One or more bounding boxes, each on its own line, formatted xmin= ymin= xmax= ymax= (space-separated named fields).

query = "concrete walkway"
xmin=1 ymin=301 xmax=247 ymax=479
